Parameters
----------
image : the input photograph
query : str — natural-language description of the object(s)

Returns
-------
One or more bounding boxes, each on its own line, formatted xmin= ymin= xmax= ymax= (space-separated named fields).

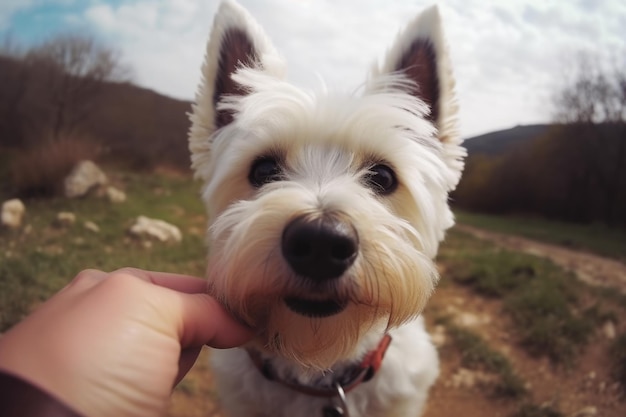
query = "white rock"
xmin=602 ymin=321 xmax=616 ymax=340
xmin=431 ymin=325 xmax=447 ymax=347
xmin=452 ymin=311 xmax=492 ymax=328
xmin=106 ymin=186 xmax=126 ymax=203
xmin=129 ymin=216 xmax=182 ymax=243
xmin=1 ymin=199 xmax=25 ymax=229
xmin=450 ymin=368 xmax=496 ymax=389
xmin=84 ymin=221 xmax=100 ymax=233
xmin=64 ymin=160 xmax=107 ymax=198
xmin=572 ymin=406 xmax=597 ymax=417
xmin=56 ymin=212 xmax=76 ymax=226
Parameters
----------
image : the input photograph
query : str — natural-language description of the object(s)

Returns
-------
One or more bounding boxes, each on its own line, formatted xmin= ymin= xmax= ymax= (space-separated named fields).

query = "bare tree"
xmin=24 ymin=33 xmax=131 ymax=140
xmin=0 ymin=34 xmax=29 ymax=147
xmin=552 ymin=52 xmax=626 ymax=225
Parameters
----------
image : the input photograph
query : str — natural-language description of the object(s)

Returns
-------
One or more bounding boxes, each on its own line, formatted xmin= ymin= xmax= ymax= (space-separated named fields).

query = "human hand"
xmin=0 ymin=268 xmax=253 ymax=417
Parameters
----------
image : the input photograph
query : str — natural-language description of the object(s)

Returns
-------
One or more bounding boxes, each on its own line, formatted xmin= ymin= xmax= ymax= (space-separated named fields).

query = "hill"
xmin=2 ymin=51 xmax=551 ymax=172
xmin=0 ymin=55 xmax=193 ymax=171
xmin=84 ymin=81 xmax=192 ymax=170
xmin=463 ymin=124 xmax=550 ymax=156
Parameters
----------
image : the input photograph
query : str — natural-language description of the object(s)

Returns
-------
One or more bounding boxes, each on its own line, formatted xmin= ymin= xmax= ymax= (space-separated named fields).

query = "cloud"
xmin=70 ymin=0 xmax=626 ymax=137
xmin=0 ymin=0 xmax=35 ymax=31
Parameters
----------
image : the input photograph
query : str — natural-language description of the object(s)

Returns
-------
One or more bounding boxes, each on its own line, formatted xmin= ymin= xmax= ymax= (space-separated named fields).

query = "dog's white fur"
xmin=189 ymin=1 xmax=465 ymax=416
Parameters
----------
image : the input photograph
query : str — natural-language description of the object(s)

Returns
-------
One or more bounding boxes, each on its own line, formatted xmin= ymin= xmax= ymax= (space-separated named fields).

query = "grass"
xmin=0 ymin=169 xmax=208 ymax=331
xmin=439 ymin=230 xmax=609 ymax=365
xmin=439 ymin=318 xmax=526 ymax=398
xmin=455 ymin=210 xmax=626 ymax=262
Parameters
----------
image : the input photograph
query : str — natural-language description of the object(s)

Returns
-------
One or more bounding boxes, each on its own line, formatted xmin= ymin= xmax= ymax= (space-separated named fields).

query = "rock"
xmin=56 ymin=212 xmax=76 ymax=226
xmin=571 ymin=406 xmax=597 ymax=417
xmin=84 ymin=221 xmax=100 ymax=233
xmin=64 ymin=160 xmax=107 ymax=198
xmin=106 ymin=186 xmax=126 ymax=203
xmin=455 ymin=312 xmax=491 ymax=327
xmin=431 ymin=325 xmax=446 ymax=347
xmin=449 ymin=368 xmax=496 ymax=389
xmin=1 ymin=199 xmax=25 ymax=229
xmin=602 ymin=321 xmax=616 ymax=340
xmin=129 ymin=216 xmax=182 ymax=243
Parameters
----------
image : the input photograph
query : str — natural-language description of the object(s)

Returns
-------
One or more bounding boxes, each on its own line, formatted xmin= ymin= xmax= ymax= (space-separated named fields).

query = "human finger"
xmin=62 ymin=269 xmax=108 ymax=292
xmin=175 ymin=292 xmax=253 ymax=349
xmin=110 ymin=268 xmax=208 ymax=294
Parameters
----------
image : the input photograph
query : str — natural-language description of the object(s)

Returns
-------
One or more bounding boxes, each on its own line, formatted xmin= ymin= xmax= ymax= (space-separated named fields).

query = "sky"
xmin=2 ymin=0 xmax=625 ymax=138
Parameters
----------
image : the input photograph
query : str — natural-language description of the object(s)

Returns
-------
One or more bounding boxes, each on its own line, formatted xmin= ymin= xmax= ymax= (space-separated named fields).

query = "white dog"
xmin=189 ymin=1 xmax=464 ymax=416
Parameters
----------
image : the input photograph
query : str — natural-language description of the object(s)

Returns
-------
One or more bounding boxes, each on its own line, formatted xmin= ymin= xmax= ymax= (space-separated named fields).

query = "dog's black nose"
xmin=282 ymin=215 xmax=358 ymax=281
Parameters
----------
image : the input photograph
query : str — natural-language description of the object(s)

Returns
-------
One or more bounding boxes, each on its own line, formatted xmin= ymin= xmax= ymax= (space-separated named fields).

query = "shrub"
xmin=9 ymin=134 xmax=100 ymax=197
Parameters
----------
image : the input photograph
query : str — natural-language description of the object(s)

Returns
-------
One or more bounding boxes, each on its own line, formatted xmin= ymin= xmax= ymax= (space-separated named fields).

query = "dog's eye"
xmin=364 ymin=164 xmax=398 ymax=194
xmin=249 ymin=157 xmax=282 ymax=187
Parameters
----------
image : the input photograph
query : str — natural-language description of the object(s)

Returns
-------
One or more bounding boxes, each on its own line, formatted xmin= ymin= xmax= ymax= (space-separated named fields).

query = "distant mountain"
xmin=463 ymin=124 xmax=551 ymax=156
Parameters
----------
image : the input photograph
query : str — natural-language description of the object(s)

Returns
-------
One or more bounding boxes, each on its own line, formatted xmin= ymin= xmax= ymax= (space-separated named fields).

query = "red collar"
xmin=247 ymin=334 xmax=392 ymax=397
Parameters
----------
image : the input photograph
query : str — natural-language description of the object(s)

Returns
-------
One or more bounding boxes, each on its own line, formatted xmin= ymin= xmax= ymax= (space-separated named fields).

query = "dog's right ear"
xmin=190 ymin=0 xmax=282 ymax=149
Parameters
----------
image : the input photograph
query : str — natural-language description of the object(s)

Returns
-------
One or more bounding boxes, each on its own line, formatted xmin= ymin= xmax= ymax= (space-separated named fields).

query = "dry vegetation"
xmin=454 ymin=54 xmax=626 ymax=228
xmin=0 ymin=34 xmax=191 ymax=199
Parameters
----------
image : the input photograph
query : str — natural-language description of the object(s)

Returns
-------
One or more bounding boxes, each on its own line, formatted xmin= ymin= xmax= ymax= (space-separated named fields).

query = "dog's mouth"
xmin=284 ymin=296 xmax=347 ymax=318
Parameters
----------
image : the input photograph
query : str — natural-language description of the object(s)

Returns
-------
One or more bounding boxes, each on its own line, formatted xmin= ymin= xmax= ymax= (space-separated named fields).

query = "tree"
xmin=0 ymin=35 xmax=29 ymax=147
xmin=23 ymin=33 xmax=131 ymax=141
xmin=551 ymin=52 xmax=626 ymax=226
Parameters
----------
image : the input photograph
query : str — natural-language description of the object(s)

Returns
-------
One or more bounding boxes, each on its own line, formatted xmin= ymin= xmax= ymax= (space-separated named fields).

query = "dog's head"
xmin=189 ymin=0 xmax=465 ymax=369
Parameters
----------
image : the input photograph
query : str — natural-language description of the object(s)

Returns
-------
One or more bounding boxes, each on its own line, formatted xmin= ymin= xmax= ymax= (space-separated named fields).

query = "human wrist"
xmin=0 ymin=370 xmax=83 ymax=417
xmin=0 ymin=323 xmax=89 ymax=416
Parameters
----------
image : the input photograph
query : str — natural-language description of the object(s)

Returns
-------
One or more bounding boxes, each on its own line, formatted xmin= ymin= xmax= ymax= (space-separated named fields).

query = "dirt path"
xmin=168 ymin=226 xmax=626 ymax=417
xmin=456 ymin=224 xmax=626 ymax=294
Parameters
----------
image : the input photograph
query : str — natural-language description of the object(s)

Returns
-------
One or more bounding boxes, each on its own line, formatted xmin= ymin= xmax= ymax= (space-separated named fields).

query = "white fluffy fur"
xmin=188 ymin=1 xmax=464 ymax=416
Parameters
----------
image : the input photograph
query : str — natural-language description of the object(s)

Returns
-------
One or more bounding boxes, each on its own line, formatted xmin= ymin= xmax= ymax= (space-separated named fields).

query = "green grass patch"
xmin=439 ymin=317 xmax=526 ymax=398
xmin=455 ymin=210 xmax=626 ymax=262
xmin=445 ymin=249 xmax=540 ymax=297
xmin=439 ymin=230 xmax=607 ymax=365
xmin=0 ymin=170 xmax=208 ymax=331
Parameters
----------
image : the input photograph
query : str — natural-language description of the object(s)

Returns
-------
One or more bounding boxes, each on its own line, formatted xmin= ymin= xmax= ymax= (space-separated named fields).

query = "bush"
xmin=9 ymin=134 xmax=100 ymax=197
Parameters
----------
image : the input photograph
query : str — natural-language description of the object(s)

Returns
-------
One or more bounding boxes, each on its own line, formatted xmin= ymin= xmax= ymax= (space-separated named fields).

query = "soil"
xmin=167 ymin=227 xmax=626 ymax=417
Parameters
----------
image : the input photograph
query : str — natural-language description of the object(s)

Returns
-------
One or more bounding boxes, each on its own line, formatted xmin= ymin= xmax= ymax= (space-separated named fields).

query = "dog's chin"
xmin=284 ymin=296 xmax=347 ymax=318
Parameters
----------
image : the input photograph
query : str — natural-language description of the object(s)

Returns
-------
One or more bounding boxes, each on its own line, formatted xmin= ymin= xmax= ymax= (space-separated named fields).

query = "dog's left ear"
xmin=373 ymin=6 xmax=459 ymax=146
